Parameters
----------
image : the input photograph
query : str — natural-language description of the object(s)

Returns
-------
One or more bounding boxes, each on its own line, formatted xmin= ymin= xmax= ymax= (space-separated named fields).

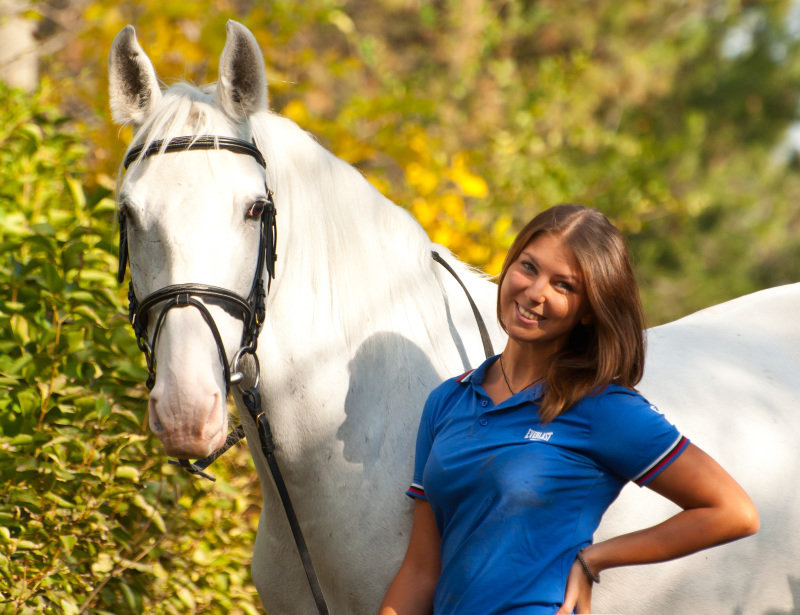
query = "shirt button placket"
xmin=479 ymin=399 xmax=489 ymax=427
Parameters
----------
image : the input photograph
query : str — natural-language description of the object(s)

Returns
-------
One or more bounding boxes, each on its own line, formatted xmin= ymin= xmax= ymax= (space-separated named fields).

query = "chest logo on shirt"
xmin=524 ymin=429 xmax=553 ymax=442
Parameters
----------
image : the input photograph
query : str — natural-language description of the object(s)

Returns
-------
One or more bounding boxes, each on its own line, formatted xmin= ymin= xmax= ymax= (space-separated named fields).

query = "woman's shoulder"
xmin=587 ymin=383 xmax=648 ymax=402
xmin=573 ymin=384 xmax=661 ymax=418
xmin=427 ymin=367 xmax=476 ymax=404
xmin=429 ymin=355 xmax=495 ymax=398
xmin=572 ymin=384 xmax=678 ymax=438
xmin=422 ymin=359 xmax=491 ymax=425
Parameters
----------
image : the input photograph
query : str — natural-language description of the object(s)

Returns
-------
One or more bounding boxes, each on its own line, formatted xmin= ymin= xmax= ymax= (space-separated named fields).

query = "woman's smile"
xmin=516 ymin=302 xmax=544 ymax=323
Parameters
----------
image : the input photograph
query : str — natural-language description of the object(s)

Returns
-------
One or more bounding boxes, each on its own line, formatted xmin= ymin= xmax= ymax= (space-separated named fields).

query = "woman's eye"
xmin=246 ymin=200 xmax=267 ymax=219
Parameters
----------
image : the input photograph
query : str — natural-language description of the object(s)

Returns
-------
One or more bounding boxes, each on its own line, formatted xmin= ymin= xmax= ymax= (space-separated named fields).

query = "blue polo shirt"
xmin=407 ymin=356 xmax=688 ymax=615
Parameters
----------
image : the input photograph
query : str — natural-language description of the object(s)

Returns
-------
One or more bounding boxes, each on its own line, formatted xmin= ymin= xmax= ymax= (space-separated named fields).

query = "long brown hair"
xmin=496 ymin=204 xmax=645 ymax=422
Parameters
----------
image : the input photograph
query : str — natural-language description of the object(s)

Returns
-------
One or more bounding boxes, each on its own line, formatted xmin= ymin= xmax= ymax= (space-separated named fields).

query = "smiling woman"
xmin=495 ymin=205 xmax=645 ymax=422
xmin=380 ymin=203 xmax=759 ymax=615
xmin=497 ymin=232 xmax=591 ymax=381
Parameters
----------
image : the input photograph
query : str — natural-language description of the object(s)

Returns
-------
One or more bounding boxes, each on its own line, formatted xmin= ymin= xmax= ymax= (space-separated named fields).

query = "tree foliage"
xmin=0 ymin=83 xmax=261 ymax=614
xmin=35 ymin=0 xmax=800 ymax=324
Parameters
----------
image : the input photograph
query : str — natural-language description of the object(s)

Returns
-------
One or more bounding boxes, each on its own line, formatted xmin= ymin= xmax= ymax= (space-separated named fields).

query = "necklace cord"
xmin=499 ymin=354 xmax=542 ymax=395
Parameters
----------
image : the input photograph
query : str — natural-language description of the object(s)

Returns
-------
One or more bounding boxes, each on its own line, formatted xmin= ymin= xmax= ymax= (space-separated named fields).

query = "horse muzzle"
xmin=148 ymin=378 xmax=228 ymax=459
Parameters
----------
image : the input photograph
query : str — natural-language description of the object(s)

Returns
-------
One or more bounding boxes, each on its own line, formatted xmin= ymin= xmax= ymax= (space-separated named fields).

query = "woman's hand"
xmin=557 ymin=555 xmax=594 ymax=614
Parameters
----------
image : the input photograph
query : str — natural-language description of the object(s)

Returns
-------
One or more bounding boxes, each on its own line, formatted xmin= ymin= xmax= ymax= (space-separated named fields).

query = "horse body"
xmin=109 ymin=21 xmax=799 ymax=615
xmin=597 ymin=283 xmax=800 ymax=614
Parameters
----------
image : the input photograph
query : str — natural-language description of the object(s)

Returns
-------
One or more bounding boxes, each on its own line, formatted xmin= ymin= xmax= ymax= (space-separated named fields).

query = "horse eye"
xmin=118 ymin=199 xmax=135 ymax=225
xmin=246 ymin=200 xmax=266 ymax=219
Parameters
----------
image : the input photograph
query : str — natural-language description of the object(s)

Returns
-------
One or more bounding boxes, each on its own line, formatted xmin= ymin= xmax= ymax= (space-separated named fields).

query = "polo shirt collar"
xmin=462 ymin=355 xmax=545 ymax=408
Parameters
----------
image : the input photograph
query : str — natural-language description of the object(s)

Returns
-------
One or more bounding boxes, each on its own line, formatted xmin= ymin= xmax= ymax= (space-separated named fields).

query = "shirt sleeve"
xmin=587 ymin=388 xmax=689 ymax=486
xmin=405 ymin=386 xmax=445 ymax=500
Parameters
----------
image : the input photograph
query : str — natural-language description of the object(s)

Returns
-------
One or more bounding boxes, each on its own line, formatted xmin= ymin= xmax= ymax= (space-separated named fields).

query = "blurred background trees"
xmin=9 ymin=0 xmax=800 ymax=323
xmin=2 ymin=0 xmax=799 ymax=612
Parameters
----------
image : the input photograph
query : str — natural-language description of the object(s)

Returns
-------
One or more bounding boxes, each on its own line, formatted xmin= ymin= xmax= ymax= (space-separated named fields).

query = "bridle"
xmin=118 ymin=135 xmax=331 ymax=614
xmin=117 ymin=134 xmax=495 ymax=615
xmin=118 ymin=136 xmax=276 ymax=396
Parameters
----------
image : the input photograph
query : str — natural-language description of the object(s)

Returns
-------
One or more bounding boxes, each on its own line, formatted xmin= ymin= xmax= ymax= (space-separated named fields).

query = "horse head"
xmin=109 ymin=22 xmax=273 ymax=460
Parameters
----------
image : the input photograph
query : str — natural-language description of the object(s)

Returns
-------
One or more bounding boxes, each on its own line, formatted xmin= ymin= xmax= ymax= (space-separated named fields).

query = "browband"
xmin=124 ymin=135 xmax=266 ymax=169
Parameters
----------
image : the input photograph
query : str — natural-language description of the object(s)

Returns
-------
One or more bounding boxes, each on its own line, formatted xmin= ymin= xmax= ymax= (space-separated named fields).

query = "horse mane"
xmin=250 ymin=109 xmax=479 ymax=363
xmin=119 ymin=80 xmax=490 ymax=366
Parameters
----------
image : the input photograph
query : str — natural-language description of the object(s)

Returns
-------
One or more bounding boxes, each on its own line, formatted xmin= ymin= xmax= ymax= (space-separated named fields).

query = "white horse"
xmin=109 ymin=21 xmax=800 ymax=615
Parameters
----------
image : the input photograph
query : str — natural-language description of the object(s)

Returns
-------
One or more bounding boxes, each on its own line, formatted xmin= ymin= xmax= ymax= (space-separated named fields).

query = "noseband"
xmin=118 ymin=136 xmax=277 ymax=394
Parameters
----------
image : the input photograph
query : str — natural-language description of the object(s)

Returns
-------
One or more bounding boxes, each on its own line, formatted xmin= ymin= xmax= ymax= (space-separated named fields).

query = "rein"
xmin=118 ymin=135 xmax=493 ymax=615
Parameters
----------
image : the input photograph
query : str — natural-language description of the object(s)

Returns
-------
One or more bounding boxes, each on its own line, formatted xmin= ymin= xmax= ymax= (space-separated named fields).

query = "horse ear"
xmin=216 ymin=20 xmax=268 ymax=119
xmin=108 ymin=25 xmax=162 ymax=126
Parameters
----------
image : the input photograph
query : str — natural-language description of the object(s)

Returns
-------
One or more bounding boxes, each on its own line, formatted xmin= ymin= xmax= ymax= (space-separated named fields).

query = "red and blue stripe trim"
xmin=634 ymin=435 xmax=689 ymax=486
xmin=456 ymin=369 xmax=475 ymax=384
xmin=406 ymin=482 xmax=427 ymax=500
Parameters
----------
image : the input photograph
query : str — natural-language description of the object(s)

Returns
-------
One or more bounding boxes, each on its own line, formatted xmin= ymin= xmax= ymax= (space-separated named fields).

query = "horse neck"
xmin=251 ymin=112 xmax=453 ymax=357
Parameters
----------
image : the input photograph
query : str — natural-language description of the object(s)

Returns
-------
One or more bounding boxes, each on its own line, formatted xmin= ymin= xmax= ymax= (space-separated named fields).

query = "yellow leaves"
xmin=405 ymin=162 xmax=439 ymax=195
xmin=328 ymin=9 xmax=356 ymax=36
xmin=284 ymin=99 xmax=374 ymax=163
xmin=441 ymin=193 xmax=465 ymax=219
xmin=409 ymin=130 xmax=431 ymax=161
xmin=366 ymin=174 xmax=392 ymax=196
xmin=283 ymin=99 xmax=310 ymax=125
xmin=118 ymin=125 xmax=133 ymax=146
xmin=149 ymin=14 xmax=206 ymax=69
xmin=448 ymin=153 xmax=489 ymax=198
xmin=132 ymin=493 xmax=167 ymax=533
xmin=83 ymin=3 xmax=126 ymax=40
xmin=404 ymin=147 xmax=489 ymax=200
xmin=484 ymin=252 xmax=506 ymax=277
xmin=396 ymin=134 xmax=509 ymax=271
xmin=333 ymin=132 xmax=375 ymax=164
xmin=411 ymin=197 xmax=436 ymax=227
xmin=92 ymin=552 xmax=114 ymax=575
xmin=176 ymin=586 xmax=197 ymax=610
xmin=409 ymin=188 xmax=510 ymax=273
xmin=115 ymin=465 xmax=140 ymax=482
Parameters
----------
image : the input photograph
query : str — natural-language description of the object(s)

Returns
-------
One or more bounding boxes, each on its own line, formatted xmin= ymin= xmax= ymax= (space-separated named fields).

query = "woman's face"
xmin=499 ymin=232 xmax=591 ymax=353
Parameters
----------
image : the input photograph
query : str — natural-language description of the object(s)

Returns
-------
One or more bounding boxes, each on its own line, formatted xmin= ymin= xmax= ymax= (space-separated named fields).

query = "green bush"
xmin=0 ymin=82 xmax=262 ymax=614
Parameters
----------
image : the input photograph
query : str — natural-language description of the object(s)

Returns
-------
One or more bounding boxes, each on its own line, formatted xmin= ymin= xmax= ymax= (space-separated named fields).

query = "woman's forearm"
xmin=583 ymin=443 xmax=758 ymax=575
xmin=583 ymin=502 xmax=758 ymax=575
xmin=378 ymin=564 xmax=437 ymax=615
xmin=379 ymin=500 xmax=441 ymax=615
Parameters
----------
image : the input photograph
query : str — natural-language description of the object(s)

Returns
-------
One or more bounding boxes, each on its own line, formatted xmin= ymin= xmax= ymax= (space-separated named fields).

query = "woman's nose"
xmin=526 ymin=276 xmax=547 ymax=303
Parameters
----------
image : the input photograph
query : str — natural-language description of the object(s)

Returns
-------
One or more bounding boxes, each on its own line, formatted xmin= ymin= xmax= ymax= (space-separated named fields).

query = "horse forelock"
xmin=118 ymin=82 xmax=248 ymax=177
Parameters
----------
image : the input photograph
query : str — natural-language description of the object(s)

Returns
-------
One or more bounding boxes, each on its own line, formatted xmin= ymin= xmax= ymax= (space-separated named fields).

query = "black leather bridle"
xmin=119 ymin=136 xmax=276 ymax=395
xmin=118 ymin=135 xmax=331 ymax=615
